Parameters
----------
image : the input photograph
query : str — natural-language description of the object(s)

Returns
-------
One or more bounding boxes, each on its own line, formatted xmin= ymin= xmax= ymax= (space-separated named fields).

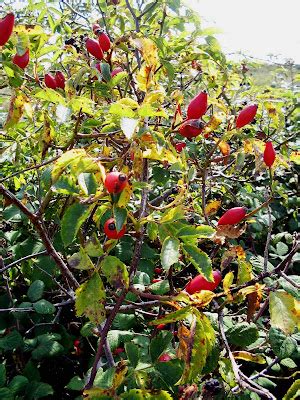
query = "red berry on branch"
xmin=263 ymin=141 xmax=276 ymax=167
xmin=185 ymin=270 xmax=222 ymax=294
xmin=55 ymin=71 xmax=65 ymax=89
xmin=158 ymin=353 xmax=172 ymax=362
xmin=178 ymin=119 xmax=204 ymax=139
xmin=236 ymin=104 xmax=258 ymax=128
xmin=187 ymin=91 xmax=208 ymax=120
xmin=154 ymin=267 xmax=163 ymax=274
xmin=152 ymin=279 xmax=162 ymax=283
xmin=44 ymin=73 xmax=57 ymax=89
xmin=104 ymin=171 xmax=128 ymax=194
xmin=85 ymin=38 xmax=104 ymax=60
xmin=217 ymin=207 xmax=247 ymax=225
xmin=156 ymin=323 xmax=166 ymax=330
xmin=175 ymin=142 xmax=186 ymax=153
xmin=0 ymin=12 xmax=15 ymax=46
xmin=12 ymin=48 xmax=30 ymax=69
xmin=98 ymin=32 xmax=111 ymax=52
xmin=113 ymin=347 xmax=125 ymax=355
xmin=104 ymin=218 xmax=126 ymax=239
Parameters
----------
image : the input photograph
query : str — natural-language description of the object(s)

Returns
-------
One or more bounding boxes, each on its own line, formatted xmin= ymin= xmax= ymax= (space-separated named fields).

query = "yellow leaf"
xmin=290 ymin=151 xmax=300 ymax=165
xmin=269 ymin=290 xmax=300 ymax=334
xmin=4 ymin=93 xmax=26 ymax=129
xmin=204 ymin=113 xmax=224 ymax=137
xmin=190 ymin=290 xmax=215 ymax=307
xmin=205 ymin=200 xmax=221 ymax=216
xmin=132 ymin=37 xmax=159 ymax=67
xmin=112 ymin=360 xmax=128 ymax=389
xmin=223 ymin=271 xmax=234 ymax=301
xmin=143 ymin=145 xmax=179 ymax=164
xmin=117 ymin=184 xmax=132 ymax=208
xmin=232 ymin=351 xmax=266 ymax=364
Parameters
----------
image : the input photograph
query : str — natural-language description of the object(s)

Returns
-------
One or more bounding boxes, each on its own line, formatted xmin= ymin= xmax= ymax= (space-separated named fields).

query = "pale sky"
xmin=187 ymin=0 xmax=300 ymax=64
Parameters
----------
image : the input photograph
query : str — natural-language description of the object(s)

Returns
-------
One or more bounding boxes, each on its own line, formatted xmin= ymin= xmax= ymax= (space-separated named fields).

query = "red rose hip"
xmin=86 ymin=38 xmax=104 ymax=60
xmin=0 ymin=12 xmax=15 ymax=46
xmin=104 ymin=171 xmax=128 ymax=194
xmin=12 ymin=48 xmax=30 ymax=69
xmin=185 ymin=270 xmax=222 ymax=294
xmin=158 ymin=353 xmax=172 ymax=362
xmin=217 ymin=207 xmax=247 ymax=225
xmin=44 ymin=73 xmax=57 ymax=89
xmin=104 ymin=218 xmax=126 ymax=239
xmin=263 ymin=141 xmax=276 ymax=167
xmin=55 ymin=71 xmax=65 ymax=89
xmin=179 ymin=119 xmax=204 ymax=139
xmin=187 ymin=91 xmax=208 ymax=120
xmin=236 ymin=104 xmax=258 ymax=128
xmin=98 ymin=32 xmax=111 ymax=52
xmin=175 ymin=142 xmax=186 ymax=153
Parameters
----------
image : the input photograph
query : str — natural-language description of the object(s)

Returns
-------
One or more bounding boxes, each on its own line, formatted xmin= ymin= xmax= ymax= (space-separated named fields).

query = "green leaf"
xmin=269 ymin=327 xmax=297 ymax=359
xmin=78 ymin=173 xmax=98 ymax=195
xmin=101 ymin=256 xmax=129 ymax=289
xmin=160 ymin=205 xmax=185 ymax=224
xmin=0 ymin=388 xmax=13 ymax=400
xmin=33 ymin=299 xmax=55 ymax=315
xmin=8 ymin=375 xmax=28 ymax=394
xmin=219 ymin=357 xmax=236 ymax=387
xmin=0 ymin=364 xmax=6 ymax=387
xmin=113 ymin=206 xmax=128 ymax=232
xmin=65 ymin=376 xmax=84 ymax=391
xmin=269 ymin=290 xmax=299 ymax=334
xmin=150 ymin=331 xmax=173 ymax=362
xmin=27 ymin=280 xmax=45 ymax=302
xmin=226 ymin=323 xmax=259 ymax=347
xmin=160 ymin=236 xmax=180 ymax=271
xmin=149 ymin=306 xmax=192 ymax=326
xmin=0 ymin=330 xmax=23 ymax=351
xmin=147 ymin=222 xmax=158 ymax=241
xmin=31 ymin=337 xmax=64 ymax=360
xmin=125 ymin=342 xmax=139 ymax=368
xmin=61 ymin=203 xmax=90 ymax=246
xmin=283 ymin=380 xmax=300 ymax=400
xmin=107 ymin=330 xmax=134 ymax=351
xmin=35 ymin=89 xmax=66 ymax=105
xmin=121 ymin=389 xmax=173 ymax=399
xmin=182 ymin=243 xmax=212 ymax=281
xmin=75 ymin=272 xmax=106 ymax=324
xmin=100 ymin=62 xmax=111 ymax=82
xmin=68 ymin=248 xmax=94 ymax=270
xmin=148 ymin=279 xmax=170 ymax=295
xmin=109 ymin=71 xmax=127 ymax=88
xmin=178 ymin=225 xmax=215 ymax=239
xmin=237 ymin=260 xmax=253 ymax=284
xmin=84 ymin=234 xmax=104 ymax=257
xmin=25 ymin=381 xmax=54 ymax=399
xmin=278 ymin=276 xmax=300 ymax=300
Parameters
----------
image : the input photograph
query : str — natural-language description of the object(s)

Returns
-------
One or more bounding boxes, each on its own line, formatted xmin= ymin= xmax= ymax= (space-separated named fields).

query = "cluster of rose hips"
xmin=175 ymin=90 xmax=276 ymax=168
xmin=86 ymin=23 xmax=123 ymax=78
xmin=0 ymin=12 xmax=29 ymax=69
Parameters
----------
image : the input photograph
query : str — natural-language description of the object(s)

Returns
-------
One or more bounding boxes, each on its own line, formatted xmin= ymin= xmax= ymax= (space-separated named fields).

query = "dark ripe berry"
xmin=188 ymin=217 xmax=195 ymax=224
xmin=111 ymin=67 xmax=123 ymax=77
xmin=65 ymin=37 xmax=76 ymax=45
xmin=171 ymin=186 xmax=179 ymax=194
xmin=85 ymin=38 xmax=104 ymax=60
xmin=55 ymin=71 xmax=65 ymax=89
xmin=98 ymin=32 xmax=111 ymax=52
xmin=104 ymin=171 xmax=128 ymax=194
xmin=166 ymin=196 xmax=173 ymax=204
xmin=264 ymin=141 xmax=276 ymax=167
xmin=44 ymin=73 xmax=57 ymax=89
xmin=203 ymin=379 xmax=222 ymax=394
xmin=187 ymin=91 xmax=208 ymax=120
xmin=179 ymin=119 xmax=204 ymax=139
xmin=0 ymin=12 xmax=15 ymax=46
xmin=185 ymin=270 xmax=222 ymax=294
xmin=175 ymin=141 xmax=186 ymax=153
xmin=104 ymin=218 xmax=126 ymax=239
xmin=217 ymin=206 xmax=247 ymax=225
xmin=158 ymin=353 xmax=172 ymax=362
xmin=236 ymin=104 xmax=258 ymax=128
xmin=12 ymin=48 xmax=30 ymax=69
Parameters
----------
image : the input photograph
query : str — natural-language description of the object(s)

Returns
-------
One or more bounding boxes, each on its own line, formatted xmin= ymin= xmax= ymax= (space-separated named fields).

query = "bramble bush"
xmin=0 ymin=1 xmax=299 ymax=399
